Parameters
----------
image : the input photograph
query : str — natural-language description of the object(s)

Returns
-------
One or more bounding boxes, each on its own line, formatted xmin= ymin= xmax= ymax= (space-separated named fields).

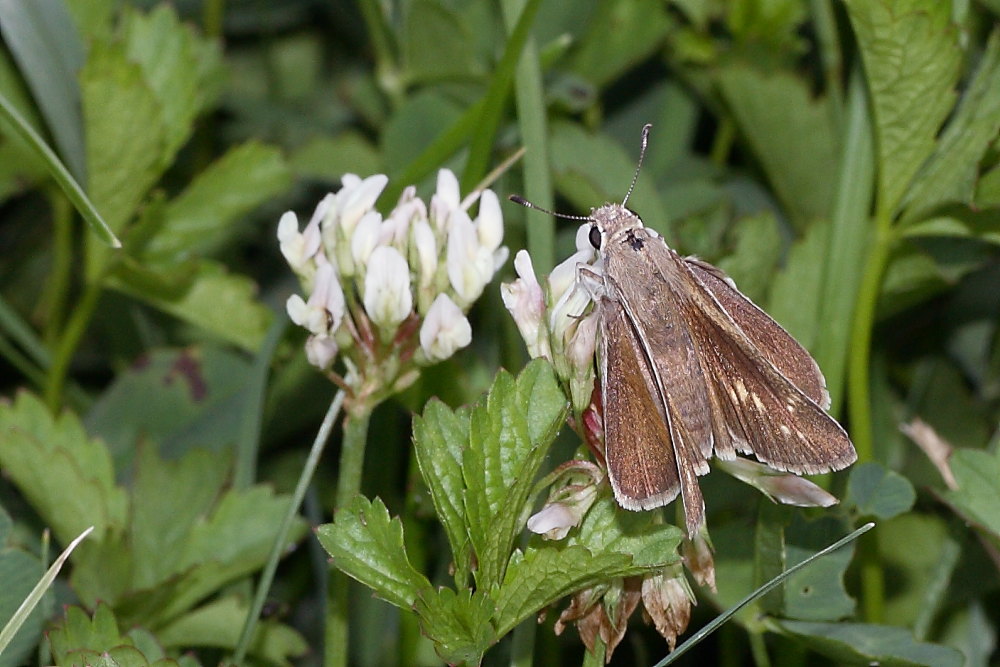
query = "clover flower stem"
xmin=327 ymin=400 xmax=375 ymax=667
xmin=234 ymin=389 xmax=345 ymax=664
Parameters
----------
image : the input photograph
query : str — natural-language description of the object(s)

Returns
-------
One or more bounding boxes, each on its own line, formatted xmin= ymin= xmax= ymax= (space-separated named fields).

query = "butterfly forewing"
xmin=685 ymin=258 xmax=830 ymax=408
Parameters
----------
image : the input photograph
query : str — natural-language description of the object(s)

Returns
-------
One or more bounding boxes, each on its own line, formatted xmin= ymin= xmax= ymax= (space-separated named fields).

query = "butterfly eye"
xmin=589 ymin=225 xmax=602 ymax=250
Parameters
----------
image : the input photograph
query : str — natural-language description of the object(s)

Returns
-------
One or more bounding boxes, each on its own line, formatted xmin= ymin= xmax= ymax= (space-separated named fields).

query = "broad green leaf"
xmin=572 ymin=496 xmax=683 ymax=569
xmin=156 ymin=596 xmax=307 ymax=665
xmin=716 ymin=67 xmax=837 ymax=226
xmin=463 ymin=361 xmax=567 ymax=589
xmin=0 ymin=391 xmax=126 ymax=543
xmin=412 ymin=399 xmax=472 ymax=582
xmin=81 ymin=40 xmax=165 ymax=235
xmin=782 ymin=518 xmax=856 ymax=621
xmin=290 ymin=131 xmax=382 ymax=182
xmin=945 ymin=447 xmax=1000 ymax=537
xmin=122 ymin=5 xmax=223 ymax=165
xmin=766 ymin=218 xmax=830 ymax=354
xmin=550 ymin=121 xmax=670 ymax=236
xmin=567 ymin=0 xmax=671 ymax=88
xmin=85 ymin=346 xmax=255 ymax=470
xmin=492 ymin=545 xmax=639 ymax=636
xmin=402 ymin=0 xmax=482 ymax=85
xmin=716 ymin=211 xmax=782 ymax=304
xmin=877 ymin=514 xmax=956 ymax=629
xmin=128 ymin=447 xmax=230 ymax=590
xmin=414 ymin=588 xmax=495 ymax=665
xmin=105 ymin=258 xmax=272 ymax=351
xmin=845 ymin=462 xmax=916 ymax=520
xmin=901 ymin=208 xmax=1000 ymax=246
xmin=144 ymin=142 xmax=292 ymax=262
xmin=316 ymin=496 xmax=432 ymax=610
xmin=844 ymin=0 xmax=962 ymax=216
xmin=777 ymin=620 xmax=964 ymax=667
xmin=0 ymin=0 xmax=87 ymax=182
xmin=0 ymin=538 xmax=47 ymax=667
xmin=900 ymin=30 xmax=1000 ymax=222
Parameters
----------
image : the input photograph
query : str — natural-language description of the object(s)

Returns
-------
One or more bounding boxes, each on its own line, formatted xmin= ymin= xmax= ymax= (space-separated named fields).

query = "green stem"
xmin=356 ymin=0 xmax=401 ymax=103
xmin=709 ymin=116 xmax=736 ymax=167
xmin=43 ymin=280 xmax=101 ymax=411
xmin=233 ymin=390 xmax=345 ymax=665
xmin=41 ymin=190 xmax=73 ymax=348
xmin=326 ymin=404 xmax=374 ymax=667
xmin=748 ymin=631 xmax=770 ymax=667
xmin=846 ymin=214 xmax=894 ymax=624
xmin=581 ymin=637 xmax=606 ymax=667
xmin=509 ymin=618 xmax=537 ymax=667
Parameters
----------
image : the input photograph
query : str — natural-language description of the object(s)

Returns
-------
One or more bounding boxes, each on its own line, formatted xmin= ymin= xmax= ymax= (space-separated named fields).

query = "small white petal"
xmin=447 ymin=209 xmax=486 ymax=304
xmin=311 ymin=262 xmax=346 ymax=332
xmin=305 ymin=335 xmax=338 ymax=370
xmin=286 ymin=294 xmax=309 ymax=327
xmin=338 ymin=174 xmax=388 ymax=235
xmin=363 ymin=246 xmax=413 ymax=332
xmin=419 ymin=293 xmax=472 ymax=361
xmin=351 ymin=210 xmax=382 ymax=267
xmin=527 ymin=503 xmax=577 ymax=540
xmin=436 ymin=169 xmax=460 ymax=210
xmin=475 ymin=189 xmax=503 ymax=251
xmin=412 ymin=219 xmax=438 ymax=288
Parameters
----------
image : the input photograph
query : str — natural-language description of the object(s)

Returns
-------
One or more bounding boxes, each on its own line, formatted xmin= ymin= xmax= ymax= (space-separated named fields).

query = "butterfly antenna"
xmin=508 ymin=195 xmax=593 ymax=221
xmin=621 ymin=123 xmax=651 ymax=208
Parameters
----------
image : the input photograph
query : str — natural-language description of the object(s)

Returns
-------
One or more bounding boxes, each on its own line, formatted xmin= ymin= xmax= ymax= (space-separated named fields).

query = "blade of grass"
xmin=0 ymin=526 xmax=93 ymax=656
xmin=654 ymin=523 xmax=875 ymax=666
xmin=0 ymin=91 xmax=120 ymax=248
xmin=501 ymin=0 xmax=555 ymax=274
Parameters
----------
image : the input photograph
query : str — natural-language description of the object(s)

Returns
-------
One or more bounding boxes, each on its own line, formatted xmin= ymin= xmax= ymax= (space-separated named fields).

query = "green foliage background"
xmin=0 ymin=0 xmax=998 ymax=665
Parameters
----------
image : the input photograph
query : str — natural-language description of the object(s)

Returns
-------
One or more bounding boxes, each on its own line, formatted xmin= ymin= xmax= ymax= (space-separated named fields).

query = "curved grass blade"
xmin=654 ymin=522 xmax=875 ymax=666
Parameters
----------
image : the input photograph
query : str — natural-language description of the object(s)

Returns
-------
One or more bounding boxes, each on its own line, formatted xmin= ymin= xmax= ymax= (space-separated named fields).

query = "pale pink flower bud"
xmin=527 ymin=461 xmax=602 ymax=540
xmin=716 ymin=458 xmax=838 ymax=507
xmin=305 ymin=335 xmax=338 ymax=370
xmin=419 ymin=293 xmax=472 ymax=362
xmin=500 ymin=250 xmax=549 ymax=360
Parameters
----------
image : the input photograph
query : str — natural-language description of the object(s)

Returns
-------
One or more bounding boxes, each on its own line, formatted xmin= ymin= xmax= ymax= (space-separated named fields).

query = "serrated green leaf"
xmin=81 ymin=39 xmax=165 ymax=235
xmin=0 ymin=391 xmax=126 ymax=543
xmin=845 ymin=462 xmax=916 ymax=520
xmin=157 ymin=596 xmax=307 ymax=666
xmin=716 ymin=67 xmax=838 ymax=226
xmin=776 ymin=620 xmax=964 ymax=667
xmin=48 ymin=604 xmax=129 ymax=666
xmin=144 ymin=142 xmax=292 ymax=262
xmin=414 ymin=588 xmax=495 ymax=665
xmin=844 ymin=0 xmax=962 ymax=216
xmin=573 ymin=496 xmax=683 ymax=568
xmin=412 ymin=399 xmax=472 ymax=582
xmin=316 ymin=496 xmax=432 ymax=609
xmin=492 ymin=545 xmax=638 ymax=636
xmin=716 ymin=211 xmax=782 ymax=304
xmin=463 ymin=361 xmax=567 ymax=589
xmin=945 ymin=447 xmax=1000 ymax=537
xmin=900 ymin=30 xmax=1000 ymax=222
xmin=105 ymin=259 xmax=272 ymax=351
xmin=128 ymin=447 xmax=229 ymax=591
xmin=122 ymin=5 xmax=222 ymax=165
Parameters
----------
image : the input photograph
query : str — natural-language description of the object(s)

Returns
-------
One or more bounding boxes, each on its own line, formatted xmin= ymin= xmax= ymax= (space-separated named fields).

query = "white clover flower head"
xmin=419 ymin=293 xmax=472 ymax=362
xmin=363 ymin=245 xmax=413 ymax=337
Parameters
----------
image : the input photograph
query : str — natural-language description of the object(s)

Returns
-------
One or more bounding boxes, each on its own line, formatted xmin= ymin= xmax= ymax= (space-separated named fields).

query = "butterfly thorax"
xmin=591 ymin=203 xmax=644 ymax=237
